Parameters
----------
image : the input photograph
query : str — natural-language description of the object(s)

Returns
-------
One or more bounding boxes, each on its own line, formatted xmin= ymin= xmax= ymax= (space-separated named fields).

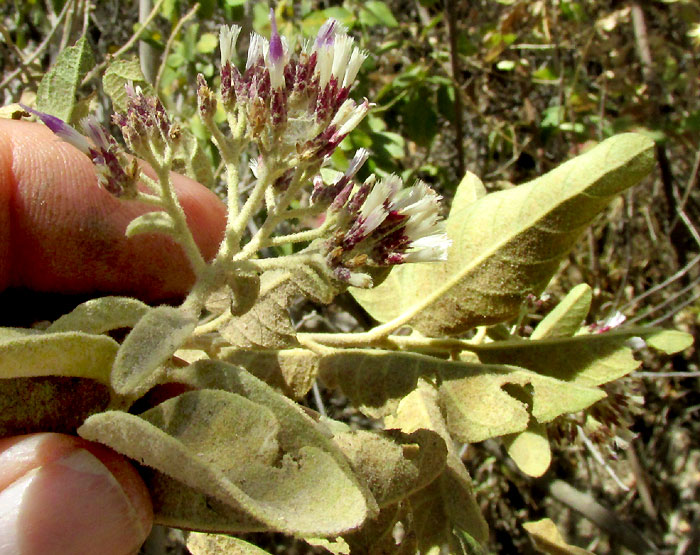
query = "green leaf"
xmin=470 ymin=327 xmax=691 ymax=387
xmin=319 ymin=349 xmax=604 ymax=434
xmin=0 ymin=377 xmax=110 ymax=438
xmin=172 ymin=130 xmax=215 ymax=189
xmin=196 ymin=33 xmax=219 ymax=54
xmin=125 ymin=211 xmax=177 ymax=239
xmin=81 ymin=363 xmax=376 ymax=535
xmin=351 ymin=133 xmax=655 ymax=336
xmin=503 ymin=422 xmax=551 ymax=477
xmin=111 ymin=306 xmax=196 ymax=397
xmin=0 ymin=331 xmax=118 ymax=385
xmin=103 ymin=59 xmax=153 ymax=112
xmin=450 ymin=171 xmax=487 ymax=213
xmin=218 ymin=348 xmax=320 ymax=399
xmin=47 ymin=296 xmax=150 ymax=334
xmin=333 ymin=428 xmax=447 ymax=507
xmin=531 ymin=284 xmax=592 ymax=340
xmin=36 ymin=36 xmax=95 ymax=123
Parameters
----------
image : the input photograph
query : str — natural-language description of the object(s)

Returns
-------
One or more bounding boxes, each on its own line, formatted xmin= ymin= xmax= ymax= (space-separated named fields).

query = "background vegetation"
xmin=1 ymin=0 xmax=699 ymax=552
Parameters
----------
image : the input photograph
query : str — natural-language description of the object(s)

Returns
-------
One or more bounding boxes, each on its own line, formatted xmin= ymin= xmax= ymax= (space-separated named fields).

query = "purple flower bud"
xmin=269 ymin=8 xmax=284 ymax=64
xmin=315 ymin=19 xmax=338 ymax=48
xmin=20 ymin=105 xmax=90 ymax=153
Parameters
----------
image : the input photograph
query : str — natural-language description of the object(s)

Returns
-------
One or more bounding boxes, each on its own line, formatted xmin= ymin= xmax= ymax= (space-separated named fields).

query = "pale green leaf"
xmin=36 ymin=37 xmax=95 ymax=123
xmin=80 ymin=378 xmax=374 ymax=535
xmin=0 ymin=332 xmax=118 ymax=385
xmin=187 ymin=533 xmax=272 ymax=555
xmin=471 ymin=326 xmax=690 ymax=387
xmin=333 ymin=428 xmax=447 ymax=507
xmin=531 ymin=284 xmax=592 ymax=340
xmin=47 ymin=296 xmax=150 ymax=334
xmin=644 ymin=329 xmax=693 ymax=353
xmin=111 ymin=306 xmax=196 ymax=397
xmin=218 ymin=348 xmax=320 ymax=399
xmin=523 ymin=518 xmax=593 ymax=554
xmin=304 ymin=537 xmax=351 ymax=554
xmin=0 ymin=377 xmax=109 ymax=438
xmin=439 ymin=364 xmax=605 ymax=442
xmin=172 ymin=129 xmax=215 ymax=189
xmin=103 ymin=59 xmax=153 ymax=112
xmin=503 ymin=422 xmax=551 ymax=477
xmin=125 ymin=211 xmax=176 ymax=238
xmin=319 ymin=349 xmax=604 ymax=435
xmin=352 ymin=134 xmax=655 ymax=336
xmin=342 ymin=504 xmax=417 ymax=554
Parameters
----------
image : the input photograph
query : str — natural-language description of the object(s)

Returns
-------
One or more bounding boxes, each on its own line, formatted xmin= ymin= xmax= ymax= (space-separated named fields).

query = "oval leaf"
xmin=47 ymin=296 xmax=150 ymax=334
xmin=530 ymin=284 xmax=592 ymax=340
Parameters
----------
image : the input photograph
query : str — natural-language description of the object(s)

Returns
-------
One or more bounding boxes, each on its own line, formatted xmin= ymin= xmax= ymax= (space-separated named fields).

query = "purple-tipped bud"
xmin=269 ymin=8 xmax=284 ymax=64
xmin=20 ymin=105 xmax=90 ymax=153
xmin=315 ymin=19 xmax=338 ymax=48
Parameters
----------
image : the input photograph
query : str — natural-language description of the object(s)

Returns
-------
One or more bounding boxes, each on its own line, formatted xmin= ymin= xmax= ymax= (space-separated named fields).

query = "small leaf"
xmin=103 ymin=59 xmax=153 ymax=112
xmin=304 ymin=537 xmax=351 ymax=555
xmin=333 ymin=428 xmax=447 ymax=507
xmin=352 ymin=134 xmax=655 ymax=336
xmin=503 ymin=422 xmax=551 ymax=477
xmin=359 ymin=1 xmax=399 ymax=27
xmin=218 ymin=348 xmax=320 ymax=399
xmin=172 ymin=129 xmax=215 ymax=189
xmin=449 ymin=172 xmax=487 ymax=216
xmin=644 ymin=329 xmax=693 ymax=353
xmin=0 ymin=332 xmax=118 ymax=385
xmin=523 ymin=518 xmax=593 ymax=555
xmin=111 ymin=306 xmax=196 ymax=397
xmin=125 ymin=211 xmax=177 ymax=238
xmin=36 ymin=37 xmax=95 ymax=123
xmin=531 ymin=284 xmax=592 ymax=340
xmin=187 ymin=533 xmax=272 ymax=555
xmin=47 ymin=296 xmax=150 ymax=334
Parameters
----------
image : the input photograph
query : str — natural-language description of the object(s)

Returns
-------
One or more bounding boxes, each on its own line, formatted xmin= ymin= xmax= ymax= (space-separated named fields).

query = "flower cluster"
xmin=215 ymin=11 xmax=369 ymax=164
xmin=21 ymin=105 xmax=139 ymax=198
xmin=112 ymin=84 xmax=179 ymax=158
xmin=323 ymin=162 xmax=451 ymax=288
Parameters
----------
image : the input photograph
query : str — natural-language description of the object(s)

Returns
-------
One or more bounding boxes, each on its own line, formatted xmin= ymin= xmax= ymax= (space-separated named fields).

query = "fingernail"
xmin=0 ymin=447 xmax=150 ymax=555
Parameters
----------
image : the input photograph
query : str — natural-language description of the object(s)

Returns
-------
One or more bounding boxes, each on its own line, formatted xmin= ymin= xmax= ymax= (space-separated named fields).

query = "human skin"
xmin=0 ymin=119 xmax=228 ymax=554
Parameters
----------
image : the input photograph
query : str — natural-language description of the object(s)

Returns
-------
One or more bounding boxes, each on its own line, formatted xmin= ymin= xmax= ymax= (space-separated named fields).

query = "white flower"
xmin=219 ymin=25 xmax=242 ymax=66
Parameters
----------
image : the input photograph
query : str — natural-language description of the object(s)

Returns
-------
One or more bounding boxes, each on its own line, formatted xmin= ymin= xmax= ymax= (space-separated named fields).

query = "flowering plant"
xmin=2 ymin=10 xmax=693 ymax=554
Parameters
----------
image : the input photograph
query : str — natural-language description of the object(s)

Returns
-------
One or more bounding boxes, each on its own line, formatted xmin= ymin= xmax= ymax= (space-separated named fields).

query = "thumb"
xmin=0 ymin=433 xmax=153 ymax=555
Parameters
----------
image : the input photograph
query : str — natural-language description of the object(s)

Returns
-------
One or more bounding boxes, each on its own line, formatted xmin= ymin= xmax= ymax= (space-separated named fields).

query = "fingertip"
xmin=0 ymin=434 xmax=152 ymax=555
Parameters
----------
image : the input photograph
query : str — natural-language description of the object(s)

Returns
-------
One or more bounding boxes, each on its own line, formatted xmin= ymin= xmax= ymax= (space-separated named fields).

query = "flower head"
xmin=324 ymin=174 xmax=450 ymax=287
xmin=21 ymin=106 xmax=139 ymax=198
xmin=216 ymin=12 xmax=369 ymax=165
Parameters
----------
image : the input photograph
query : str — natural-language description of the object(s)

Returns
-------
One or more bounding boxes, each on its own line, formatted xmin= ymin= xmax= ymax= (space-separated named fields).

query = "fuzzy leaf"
xmin=80 ymin=380 xmax=374 ymax=535
xmin=218 ymin=348 xmax=320 ymax=399
xmin=531 ymin=284 xmax=592 ymax=340
xmin=187 ymin=533 xmax=272 ymax=555
xmin=0 ymin=377 xmax=110 ymax=438
xmin=0 ymin=331 xmax=118 ymax=385
xmin=47 ymin=296 xmax=150 ymax=334
xmin=103 ymin=59 xmax=153 ymax=112
xmin=503 ymin=422 xmax=551 ymax=477
xmin=471 ymin=327 xmax=693 ymax=387
xmin=220 ymin=266 xmax=339 ymax=349
xmin=333 ymin=428 xmax=447 ymax=508
xmin=439 ymin=364 xmax=605 ymax=442
xmin=523 ymin=518 xmax=592 ymax=554
xmin=352 ymin=134 xmax=655 ymax=336
xmin=386 ymin=380 xmax=489 ymax=549
xmin=449 ymin=171 xmax=487 ymax=217
xmin=319 ymin=349 xmax=604 ymax=437
xmin=111 ymin=306 xmax=196 ymax=397
xmin=172 ymin=130 xmax=215 ymax=190
xmin=343 ymin=504 xmax=417 ymax=554
xmin=304 ymin=537 xmax=351 ymax=554
xmin=125 ymin=211 xmax=177 ymax=238
xmin=36 ymin=37 xmax=95 ymax=123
